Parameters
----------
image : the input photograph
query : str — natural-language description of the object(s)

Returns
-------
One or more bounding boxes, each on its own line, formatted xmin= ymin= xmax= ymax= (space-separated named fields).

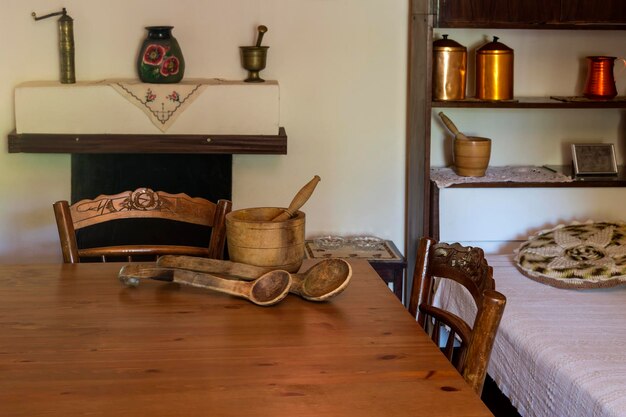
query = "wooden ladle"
xmin=271 ymin=175 xmax=321 ymax=221
xmin=119 ymin=265 xmax=291 ymax=307
xmin=438 ymin=112 xmax=469 ymax=141
xmin=157 ymin=255 xmax=352 ymax=302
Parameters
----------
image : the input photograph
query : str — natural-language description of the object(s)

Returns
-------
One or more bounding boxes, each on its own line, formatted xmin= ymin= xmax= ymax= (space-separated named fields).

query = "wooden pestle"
xmin=119 ymin=265 xmax=291 ymax=307
xmin=272 ymin=175 xmax=321 ymax=221
xmin=438 ymin=112 xmax=470 ymax=141
xmin=157 ymin=255 xmax=352 ymax=302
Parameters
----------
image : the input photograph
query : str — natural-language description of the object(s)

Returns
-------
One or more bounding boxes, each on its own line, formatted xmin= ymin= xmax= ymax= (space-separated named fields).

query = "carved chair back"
xmin=54 ymin=188 xmax=231 ymax=263
xmin=408 ymin=237 xmax=506 ymax=395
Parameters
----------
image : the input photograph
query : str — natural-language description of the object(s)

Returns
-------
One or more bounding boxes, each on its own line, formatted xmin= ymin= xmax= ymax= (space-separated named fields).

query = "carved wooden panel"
xmin=71 ymin=188 xmax=217 ymax=230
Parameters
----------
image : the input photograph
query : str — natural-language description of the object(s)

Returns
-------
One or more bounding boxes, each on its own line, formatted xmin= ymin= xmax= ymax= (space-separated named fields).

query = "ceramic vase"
xmin=137 ymin=26 xmax=185 ymax=83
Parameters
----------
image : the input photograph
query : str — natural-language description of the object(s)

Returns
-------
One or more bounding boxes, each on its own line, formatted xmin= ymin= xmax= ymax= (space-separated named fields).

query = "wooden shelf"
xmin=433 ymin=166 xmax=626 ymax=189
xmin=432 ymin=97 xmax=626 ymax=109
xmin=429 ymin=165 xmax=626 ymax=240
xmin=7 ymin=127 xmax=287 ymax=154
xmin=436 ymin=22 xmax=626 ymax=30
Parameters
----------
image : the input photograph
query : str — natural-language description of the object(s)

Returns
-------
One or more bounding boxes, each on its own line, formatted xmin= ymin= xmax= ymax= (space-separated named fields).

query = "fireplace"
xmin=10 ymin=80 xmax=286 ymax=255
xmin=71 ymin=153 xmax=232 ymax=251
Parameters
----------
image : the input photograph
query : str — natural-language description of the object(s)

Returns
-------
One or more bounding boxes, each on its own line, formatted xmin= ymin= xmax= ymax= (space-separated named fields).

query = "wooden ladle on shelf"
xmin=271 ymin=175 xmax=321 ymax=221
xmin=438 ymin=112 xmax=470 ymax=141
xmin=157 ymin=255 xmax=352 ymax=302
xmin=119 ymin=265 xmax=291 ymax=307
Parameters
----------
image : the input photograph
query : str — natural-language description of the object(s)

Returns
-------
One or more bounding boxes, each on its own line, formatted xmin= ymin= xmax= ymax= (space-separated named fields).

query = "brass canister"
xmin=475 ymin=36 xmax=513 ymax=100
xmin=433 ymin=35 xmax=467 ymax=100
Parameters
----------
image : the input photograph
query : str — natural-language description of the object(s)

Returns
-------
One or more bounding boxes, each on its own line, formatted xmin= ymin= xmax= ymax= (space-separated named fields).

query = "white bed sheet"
xmin=435 ymin=254 xmax=626 ymax=417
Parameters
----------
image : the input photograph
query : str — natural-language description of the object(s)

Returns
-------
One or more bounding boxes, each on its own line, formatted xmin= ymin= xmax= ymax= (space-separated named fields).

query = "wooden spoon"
xmin=119 ymin=265 xmax=291 ymax=307
xmin=271 ymin=175 xmax=321 ymax=221
xmin=157 ymin=255 xmax=352 ymax=302
xmin=438 ymin=112 xmax=470 ymax=141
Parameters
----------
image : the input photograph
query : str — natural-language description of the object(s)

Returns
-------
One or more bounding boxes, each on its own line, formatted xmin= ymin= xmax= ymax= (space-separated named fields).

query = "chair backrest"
xmin=408 ymin=237 xmax=506 ymax=395
xmin=54 ymin=188 xmax=232 ymax=263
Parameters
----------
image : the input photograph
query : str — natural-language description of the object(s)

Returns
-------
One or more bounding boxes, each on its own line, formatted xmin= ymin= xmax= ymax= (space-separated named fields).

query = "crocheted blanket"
xmin=514 ymin=221 xmax=626 ymax=288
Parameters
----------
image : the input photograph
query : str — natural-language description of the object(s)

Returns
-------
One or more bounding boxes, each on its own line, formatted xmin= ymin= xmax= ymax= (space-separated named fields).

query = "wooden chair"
xmin=408 ymin=237 xmax=506 ymax=395
xmin=54 ymin=188 xmax=232 ymax=263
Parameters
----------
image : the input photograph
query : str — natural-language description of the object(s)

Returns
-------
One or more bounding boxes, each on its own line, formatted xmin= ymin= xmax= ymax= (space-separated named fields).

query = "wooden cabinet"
xmin=405 ymin=0 xmax=626 ymax=285
xmin=435 ymin=0 xmax=626 ymax=28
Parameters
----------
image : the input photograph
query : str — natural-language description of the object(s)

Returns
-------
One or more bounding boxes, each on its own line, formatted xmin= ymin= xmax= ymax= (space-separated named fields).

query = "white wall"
xmin=433 ymin=29 xmax=626 ymax=252
xmin=0 ymin=1 xmax=408 ymax=263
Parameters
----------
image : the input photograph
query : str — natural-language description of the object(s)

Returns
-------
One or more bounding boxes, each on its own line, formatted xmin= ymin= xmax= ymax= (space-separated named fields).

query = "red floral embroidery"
xmin=160 ymin=57 xmax=180 ymax=76
xmin=145 ymin=88 xmax=156 ymax=102
xmin=142 ymin=45 xmax=166 ymax=66
xmin=167 ymin=91 xmax=180 ymax=102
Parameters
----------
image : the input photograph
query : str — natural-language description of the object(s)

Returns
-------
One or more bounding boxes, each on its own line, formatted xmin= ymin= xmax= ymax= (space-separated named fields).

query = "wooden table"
xmin=0 ymin=261 xmax=492 ymax=417
xmin=305 ymin=240 xmax=407 ymax=303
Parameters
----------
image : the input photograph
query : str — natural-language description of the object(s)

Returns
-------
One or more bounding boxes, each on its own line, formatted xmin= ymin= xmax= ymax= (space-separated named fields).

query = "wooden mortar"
xmin=226 ymin=207 xmax=305 ymax=272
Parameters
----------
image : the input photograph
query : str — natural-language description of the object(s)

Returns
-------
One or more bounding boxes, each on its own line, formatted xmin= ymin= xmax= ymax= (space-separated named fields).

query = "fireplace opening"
xmin=71 ymin=153 xmax=232 ymax=257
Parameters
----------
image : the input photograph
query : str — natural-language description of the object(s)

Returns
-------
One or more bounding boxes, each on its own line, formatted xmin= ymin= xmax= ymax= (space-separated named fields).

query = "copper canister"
xmin=433 ymin=35 xmax=467 ymax=101
xmin=475 ymin=36 xmax=513 ymax=100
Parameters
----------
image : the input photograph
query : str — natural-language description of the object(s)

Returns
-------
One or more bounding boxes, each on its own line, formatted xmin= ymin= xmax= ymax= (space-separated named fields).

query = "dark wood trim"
xmin=433 ymin=97 xmax=626 ymax=109
xmin=7 ymin=127 xmax=287 ymax=155
xmin=405 ymin=3 xmax=433 ymax=301
xmin=437 ymin=22 xmax=626 ymax=30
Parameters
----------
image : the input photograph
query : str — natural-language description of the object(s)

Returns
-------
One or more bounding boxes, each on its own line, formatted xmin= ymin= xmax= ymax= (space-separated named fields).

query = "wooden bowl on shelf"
xmin=453 ymin=136 xmax=491 ymax=177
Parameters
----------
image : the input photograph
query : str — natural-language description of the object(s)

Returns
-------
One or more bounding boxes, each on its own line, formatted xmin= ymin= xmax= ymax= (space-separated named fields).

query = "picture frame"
xmin=571 ymin=143 xmax=618 ymax=176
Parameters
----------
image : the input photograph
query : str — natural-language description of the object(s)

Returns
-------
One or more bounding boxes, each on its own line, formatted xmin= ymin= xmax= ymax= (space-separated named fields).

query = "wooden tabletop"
xmin=0 ymin=260 xmax=492 ymax=417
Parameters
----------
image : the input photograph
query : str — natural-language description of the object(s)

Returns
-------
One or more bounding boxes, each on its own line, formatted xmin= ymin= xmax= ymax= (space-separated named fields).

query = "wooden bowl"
xmin=453 ymin=136 xmax=491 ymax=177
xmin=226 ymin=207 xmax=305 ymax=273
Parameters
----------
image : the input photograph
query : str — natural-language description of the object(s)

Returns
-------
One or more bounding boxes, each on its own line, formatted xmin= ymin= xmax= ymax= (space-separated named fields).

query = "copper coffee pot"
xmin=583 ymin=56 xmax=617 ymax=99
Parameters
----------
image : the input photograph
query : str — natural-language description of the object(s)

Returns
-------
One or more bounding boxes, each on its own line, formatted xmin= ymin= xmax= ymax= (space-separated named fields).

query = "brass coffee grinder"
xmin=240 ymin=25 xmax=269 ymax=82
xmin=32 ymin=8 xmax=75 ymax=84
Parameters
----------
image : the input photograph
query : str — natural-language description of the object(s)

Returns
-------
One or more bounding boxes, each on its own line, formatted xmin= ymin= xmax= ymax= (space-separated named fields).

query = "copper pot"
xmin=432 ymin=35 xmax=467 ymax=101
xmin=583 ymin=56 xmax=617 ymax=99
xmin=475 ymin=36 xmax=514 ymax=100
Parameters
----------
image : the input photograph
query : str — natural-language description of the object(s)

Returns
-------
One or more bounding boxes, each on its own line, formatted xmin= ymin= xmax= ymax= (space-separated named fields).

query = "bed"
xmin=435 ymin=254 xmax=626 ymax=417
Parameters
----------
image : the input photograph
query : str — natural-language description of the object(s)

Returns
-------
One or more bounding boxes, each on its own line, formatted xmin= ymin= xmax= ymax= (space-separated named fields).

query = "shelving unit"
xmin=406 ymin=0 xmax=626 ymax=282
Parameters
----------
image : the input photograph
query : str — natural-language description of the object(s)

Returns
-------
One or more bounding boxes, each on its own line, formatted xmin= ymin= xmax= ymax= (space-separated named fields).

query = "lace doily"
xmin=514 ymin=221 xmax=626 ymax=289
xmin=431 ymin=166 xmax=573 ymax=188
xmin=110 ymin=79 xmax=227 ymax=132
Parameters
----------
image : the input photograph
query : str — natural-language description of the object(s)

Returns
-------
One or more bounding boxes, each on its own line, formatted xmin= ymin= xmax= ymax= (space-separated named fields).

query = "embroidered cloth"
xmin=110 ymin=79 xmax=225 ymax=132
xmin=430 ymin=166 xmax=573 ymax=188
xmin=514 ymin=221 xmax=626 ymax=288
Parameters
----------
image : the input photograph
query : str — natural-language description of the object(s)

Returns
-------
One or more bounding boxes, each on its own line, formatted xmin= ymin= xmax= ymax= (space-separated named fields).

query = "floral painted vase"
xmin=137 ymin=26 xmax=185 ymax=83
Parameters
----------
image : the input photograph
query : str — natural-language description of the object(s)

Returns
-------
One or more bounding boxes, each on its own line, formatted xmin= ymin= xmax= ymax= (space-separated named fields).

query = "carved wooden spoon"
xmin=157 ymin=255 xmax=352 ymax=302
xmin=119 ymin=265 xmax=291 ymax=307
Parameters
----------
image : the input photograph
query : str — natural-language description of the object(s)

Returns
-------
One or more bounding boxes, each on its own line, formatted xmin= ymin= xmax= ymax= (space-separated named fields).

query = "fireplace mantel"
xmin=8 ymin=128 xmax=287 ymax=154
xmin=8 ymin=79 xmax=286 ymax=154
